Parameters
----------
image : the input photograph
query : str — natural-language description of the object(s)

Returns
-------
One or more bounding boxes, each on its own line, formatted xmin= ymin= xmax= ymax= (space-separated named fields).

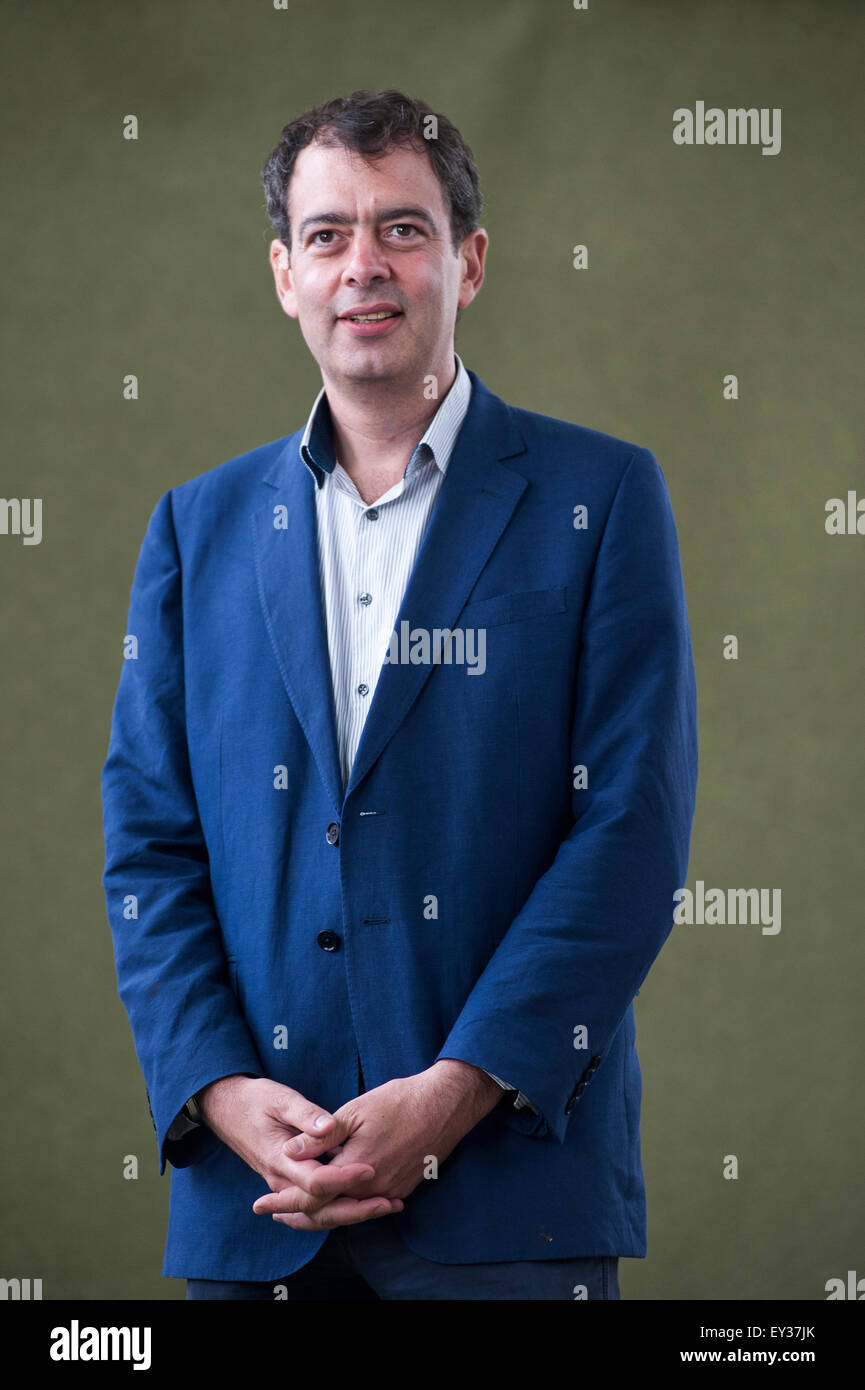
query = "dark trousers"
xmin=186 ymin=1217 xmax=620 ymax=1301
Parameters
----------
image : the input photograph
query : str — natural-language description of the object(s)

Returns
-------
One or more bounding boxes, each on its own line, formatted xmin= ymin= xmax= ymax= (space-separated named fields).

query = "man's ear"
xmin=457 ymin=226 xmax=487 ymax=311
xmin=269 ymin=238 xmax=298 ymax=320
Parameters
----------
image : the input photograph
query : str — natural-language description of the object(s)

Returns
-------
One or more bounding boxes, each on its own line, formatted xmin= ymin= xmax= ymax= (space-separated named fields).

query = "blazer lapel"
xmin=252 ymin=444 xmax=345 ymax=815
xmin=347 ymin=372 xmax=528 ymax=795
xmin=251 ymin=370 xmax=528 ymax=812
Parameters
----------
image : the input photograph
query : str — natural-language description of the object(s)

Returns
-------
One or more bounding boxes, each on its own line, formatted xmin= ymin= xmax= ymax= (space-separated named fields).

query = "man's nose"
xmin=343 ymin=231 xmax=391 ymax=283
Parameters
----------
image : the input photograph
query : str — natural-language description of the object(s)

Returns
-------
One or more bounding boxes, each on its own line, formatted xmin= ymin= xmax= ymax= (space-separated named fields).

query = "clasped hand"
xmin=249 ymin=1061 xmax=500 ymax=1231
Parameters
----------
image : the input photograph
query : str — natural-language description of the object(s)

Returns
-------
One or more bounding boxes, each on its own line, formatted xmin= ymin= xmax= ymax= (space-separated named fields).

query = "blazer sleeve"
xmin=435 ymin=448 xmax=699 ymax=1143
xmin=101 ymin=489 xmax=265 ymax=1174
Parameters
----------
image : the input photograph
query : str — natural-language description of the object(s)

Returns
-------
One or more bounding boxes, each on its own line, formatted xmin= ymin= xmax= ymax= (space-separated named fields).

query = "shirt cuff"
xmin=166 ymin=1102 xmax=199 ymax=1142
xmin=482 ymin=1070 xmax=539 ymax=1115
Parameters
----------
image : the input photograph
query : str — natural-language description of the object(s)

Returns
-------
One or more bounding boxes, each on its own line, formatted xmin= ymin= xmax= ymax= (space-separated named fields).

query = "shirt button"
xmin=358 ymin=593 xmax=372 ymax=606
xmin=357 ymin=683 xmax=369 ymax=697
xmin=325 ymin=822 xmax=340 ymax=845
xmin=365 ymin=508 xmax=379 ymax=521
xmin=317 ymin=931 xmax=341 ymax=952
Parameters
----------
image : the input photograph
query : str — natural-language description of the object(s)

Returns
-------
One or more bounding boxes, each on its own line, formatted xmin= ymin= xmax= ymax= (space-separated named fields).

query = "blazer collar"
xmin=299 ymin=351 xmax=473 ymax=487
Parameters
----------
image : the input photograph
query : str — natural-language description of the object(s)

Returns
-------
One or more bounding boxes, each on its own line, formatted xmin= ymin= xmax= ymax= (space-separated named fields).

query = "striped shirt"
xmin=299 ymin=352 xmax=536 ymax=1116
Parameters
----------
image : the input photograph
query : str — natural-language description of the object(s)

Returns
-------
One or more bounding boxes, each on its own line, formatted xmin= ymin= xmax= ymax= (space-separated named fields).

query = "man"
xmin=101 ymin=88 xmax=698 ymax=1301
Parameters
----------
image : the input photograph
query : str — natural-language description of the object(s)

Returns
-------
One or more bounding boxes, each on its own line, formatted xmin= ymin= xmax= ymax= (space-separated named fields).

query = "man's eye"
xmin=309 ymin=224 xmax=418 ymax=246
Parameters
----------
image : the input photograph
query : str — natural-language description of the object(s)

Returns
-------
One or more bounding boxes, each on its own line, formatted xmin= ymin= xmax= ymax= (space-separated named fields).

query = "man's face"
xmin=269 ymin=139 xmax=486 ymax=389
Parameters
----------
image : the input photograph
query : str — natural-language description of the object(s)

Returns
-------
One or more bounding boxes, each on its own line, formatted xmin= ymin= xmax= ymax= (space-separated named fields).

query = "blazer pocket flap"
xmin=459 ymin=584 xmax=567 ymax=629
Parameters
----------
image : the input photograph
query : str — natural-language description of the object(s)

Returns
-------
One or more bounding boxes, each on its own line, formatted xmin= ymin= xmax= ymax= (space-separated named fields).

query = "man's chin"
xmin=331 ymin=351 xmax=412 ymax=386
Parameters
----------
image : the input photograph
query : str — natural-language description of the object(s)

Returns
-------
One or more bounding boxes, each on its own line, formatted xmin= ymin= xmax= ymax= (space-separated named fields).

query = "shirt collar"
xmin=299 ymin=352 xmax=472 ymax=488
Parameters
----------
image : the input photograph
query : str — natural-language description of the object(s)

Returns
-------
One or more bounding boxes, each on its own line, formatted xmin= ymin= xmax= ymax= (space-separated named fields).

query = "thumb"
xmin=282 ymin=1104 xmax=353 ymax=1159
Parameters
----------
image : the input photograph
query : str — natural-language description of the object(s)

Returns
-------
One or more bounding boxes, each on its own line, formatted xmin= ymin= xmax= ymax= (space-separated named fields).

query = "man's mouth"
xmin=344 ymin=310 xmax=402 ymax=323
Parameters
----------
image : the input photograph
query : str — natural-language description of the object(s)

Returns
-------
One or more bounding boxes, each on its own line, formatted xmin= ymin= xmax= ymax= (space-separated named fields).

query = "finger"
xmin=255 ymin=1167 xmax=381 ymax=1212
xmin=286 ymin=1156 xmax=377 ymax=1200
xmin=253 ymin=1184 xmax=332 ymax=1218
xmin=283 ymin=1130 xmax=350 ymax=1160
xmin=273 ymin=1094 xmax=352 ymax=1148
xmin=272 ymin=1197 xmax=404 ymax=1231
xmin=253 ymin=1163 xmax=377 ymax=1213
xmin=254 ymin=1181 xmax=341 ymax=1218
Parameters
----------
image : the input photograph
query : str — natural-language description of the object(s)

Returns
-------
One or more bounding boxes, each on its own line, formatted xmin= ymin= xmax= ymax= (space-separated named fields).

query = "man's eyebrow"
xmin=297 ymin=206 xmax=439 ymax=239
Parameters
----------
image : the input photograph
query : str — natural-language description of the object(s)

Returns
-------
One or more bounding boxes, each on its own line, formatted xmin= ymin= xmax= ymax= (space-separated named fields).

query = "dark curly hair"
xmin=261 ymin=88 xmax=484 ymax=257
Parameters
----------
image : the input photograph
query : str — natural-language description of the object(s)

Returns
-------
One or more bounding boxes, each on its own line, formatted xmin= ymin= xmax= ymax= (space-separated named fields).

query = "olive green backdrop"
xmin=1 ymin=0 xmax=862 ymax=1300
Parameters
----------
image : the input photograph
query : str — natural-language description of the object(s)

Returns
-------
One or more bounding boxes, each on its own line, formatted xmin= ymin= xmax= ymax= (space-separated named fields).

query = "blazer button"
xmin=565 ymin=1079 xmax=582 ymax=1115
xmin=317 ymin=931 xmax=341 ymax=952
xmin=325 ymin=822 xmax=340 ymax=845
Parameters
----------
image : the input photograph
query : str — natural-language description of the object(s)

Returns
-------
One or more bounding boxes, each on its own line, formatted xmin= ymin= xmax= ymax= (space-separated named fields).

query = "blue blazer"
xmin=101 ymin=369 xmax=698 ymax=1279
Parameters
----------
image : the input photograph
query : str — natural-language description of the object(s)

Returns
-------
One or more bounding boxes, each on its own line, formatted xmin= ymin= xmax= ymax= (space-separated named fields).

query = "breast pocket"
xmin=458 ymin=584 xmax=567 ymax=629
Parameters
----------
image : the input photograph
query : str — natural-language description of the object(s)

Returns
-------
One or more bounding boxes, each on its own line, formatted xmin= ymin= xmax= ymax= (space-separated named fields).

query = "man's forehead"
xmin=291 ymin=139 xmax=440 ymax=204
